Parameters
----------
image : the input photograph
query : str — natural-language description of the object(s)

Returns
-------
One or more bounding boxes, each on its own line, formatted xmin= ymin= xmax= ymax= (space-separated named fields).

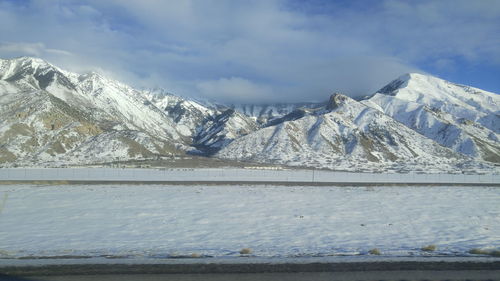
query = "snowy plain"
xmin=0 ymin=184 xmax=499 ymax=259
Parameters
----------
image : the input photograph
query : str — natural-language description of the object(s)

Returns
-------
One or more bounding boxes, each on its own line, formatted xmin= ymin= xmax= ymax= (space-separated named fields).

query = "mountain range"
xmin=0 ymin=57 xmax=498 ymax=173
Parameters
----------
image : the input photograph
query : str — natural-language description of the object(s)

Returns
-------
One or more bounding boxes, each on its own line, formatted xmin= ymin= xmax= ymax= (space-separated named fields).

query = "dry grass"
xmin=368 ymin=248 xmax=381 ymax=255
xmin=469 ymin=248 xmax=500 ymax=257
xmin=421 ymin=245 xmax=437 ymax=252
xmin=469 ymin=248 xmax=488 ymax=255
xmin=239 ymin=248 xmax=252 ymax=255
xmin=0 ymin=249 xmax=12 ymax=257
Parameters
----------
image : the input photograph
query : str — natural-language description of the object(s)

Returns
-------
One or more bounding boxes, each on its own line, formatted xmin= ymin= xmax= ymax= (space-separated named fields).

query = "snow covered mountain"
xmin=143 ymin=89 xmax=259 ymax=154
xmin=363 ymin=73 xmax=500 ymax=163
xmin=216 ymin=94 xmax=485 ymax=172
xmin=0 ymin=57 xmax=190 ymax=165
xmin=0 ymin=57 xmax=259 ymax=165
xmin=143 ymin=89 xmax=216 ymax=138
xmin=192 ymin=108 xmax=259 ymax=154
xmin=0 ymin=57 xmax=498 ymax=172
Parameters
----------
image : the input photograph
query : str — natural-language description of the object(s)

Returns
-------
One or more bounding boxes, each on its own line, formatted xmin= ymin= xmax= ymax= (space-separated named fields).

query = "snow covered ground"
xmin=0 ymin=184 xmax=498 ymax=259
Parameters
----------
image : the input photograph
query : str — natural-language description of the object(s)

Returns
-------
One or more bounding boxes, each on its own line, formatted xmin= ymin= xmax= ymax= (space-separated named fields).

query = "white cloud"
xmin=197 ymin=77 xmax=274 ymax=104
xmin=0 ymin=42 xmax=45 ymax=56
xmin=0 ymin=0 xmax=497 ymax=102
xmin=0 ymin=42 xmax=72 ymax=58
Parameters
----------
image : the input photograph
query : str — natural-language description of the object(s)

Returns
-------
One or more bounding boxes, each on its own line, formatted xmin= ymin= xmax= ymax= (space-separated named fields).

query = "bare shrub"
xmin=469 ymin=248 xmax=488 ymax=255
xmin=240 ymin=248 xmax=252 ymax=255
xmin=469 ymin=248 xmax=500 ymax=257
xmin=421 ymin=245 xmax=437 ymax=252
xmin=490 ymin=250 xmax=500 ymax=257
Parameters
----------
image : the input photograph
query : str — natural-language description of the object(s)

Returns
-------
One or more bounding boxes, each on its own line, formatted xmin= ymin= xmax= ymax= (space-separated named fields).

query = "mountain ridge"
xmin=363 ymin=72 xmax=500 ymax=163
xmin=216 ymin=93 xmax=485 ymax=173
xmin=0 ymin=56 xmax=498 ymax=172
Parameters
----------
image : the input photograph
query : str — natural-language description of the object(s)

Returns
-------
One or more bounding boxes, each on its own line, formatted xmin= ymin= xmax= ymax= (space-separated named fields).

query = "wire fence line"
xmin=0 ymin=168 xmax=498 ymax=184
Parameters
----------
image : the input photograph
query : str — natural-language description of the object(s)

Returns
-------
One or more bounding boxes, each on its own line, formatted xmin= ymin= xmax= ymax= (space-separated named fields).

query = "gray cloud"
xmin=0 ymin=42 xmax=73 ymax=57
xmin=0 ymin=0 xmax=498 ymax=103
xmin=196 ymin=77 xmax=274 ymax=104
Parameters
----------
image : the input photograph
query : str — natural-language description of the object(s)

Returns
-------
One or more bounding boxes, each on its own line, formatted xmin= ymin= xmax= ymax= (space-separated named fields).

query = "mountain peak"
xmin=375 ymin=71 xmax=498 ymax=102
xmin=326 ymin=93 xmax=352 ymax=110
xmin=4 ymin=56 xmax=52 ymax=69
xmin=375 ymin=73 xmax=432 ymax=95
xmin=0 ymin=56 xmax=61 ymax=81
xmin=15 ymin=56 xmax=47 ymax=63
xmin=399 ymin=72 xmax=428 ymax=81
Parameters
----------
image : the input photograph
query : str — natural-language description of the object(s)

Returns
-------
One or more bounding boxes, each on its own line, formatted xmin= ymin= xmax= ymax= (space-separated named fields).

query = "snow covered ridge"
xmin=363 ymin=73 xmax=500 ymax=163
xmin=0 ymin=57 xmax=499 ymax=172
xmin=0 ymin=56 xmax=256 ymax=165
xmin=216 ymin=94 xmax=498 ymax=173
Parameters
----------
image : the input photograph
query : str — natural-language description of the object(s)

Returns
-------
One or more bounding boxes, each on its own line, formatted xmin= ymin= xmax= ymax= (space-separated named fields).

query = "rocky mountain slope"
xmin=216 ymin=94 xmax=485 ymax=172
xmin=0 ymin=57 xmax=498 ymax=172
xmin=142 ymin=89 xmax=259 ymax=155
xmin=363 ymin=73 xmax=500 ymax=163
xmin=0 ymin=57 xmax=259 ymax=165
xmin=0 ymin=58 xmax=192 ymax=166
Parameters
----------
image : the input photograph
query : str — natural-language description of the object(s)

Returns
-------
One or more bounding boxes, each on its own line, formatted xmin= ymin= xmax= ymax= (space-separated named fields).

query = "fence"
xmin=0 ymin=168 xmax=498 ymax=185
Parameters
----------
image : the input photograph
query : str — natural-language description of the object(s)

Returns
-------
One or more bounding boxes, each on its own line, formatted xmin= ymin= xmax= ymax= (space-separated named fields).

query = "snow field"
xmin=0 ymin=184 xmax=499 ymax=259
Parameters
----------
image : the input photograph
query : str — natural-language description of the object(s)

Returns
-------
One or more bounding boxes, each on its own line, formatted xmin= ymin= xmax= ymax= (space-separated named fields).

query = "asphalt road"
xmin=2 ymin=260 xmax=499 ymax=281
xmin=1 ymin=270 xmax=499 ymax=281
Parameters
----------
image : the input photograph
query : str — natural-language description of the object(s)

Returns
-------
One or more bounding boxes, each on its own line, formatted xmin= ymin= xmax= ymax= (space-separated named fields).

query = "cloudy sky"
xmin=0 ymin=0 xmax=499 ymax=103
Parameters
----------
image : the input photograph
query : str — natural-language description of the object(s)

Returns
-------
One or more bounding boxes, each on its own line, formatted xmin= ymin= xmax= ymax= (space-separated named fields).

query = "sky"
xmin=0 ymin=0 xmax=499 ymax=103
